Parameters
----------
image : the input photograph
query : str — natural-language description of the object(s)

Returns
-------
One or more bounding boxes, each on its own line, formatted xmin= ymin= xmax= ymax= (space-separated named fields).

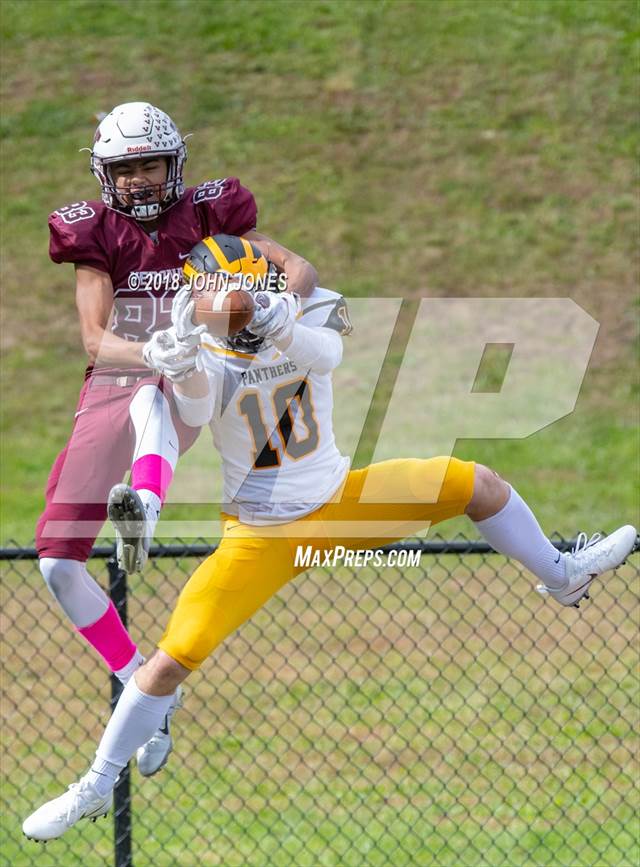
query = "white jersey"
xmin=198 ymin=287 xmax=352 ymax=525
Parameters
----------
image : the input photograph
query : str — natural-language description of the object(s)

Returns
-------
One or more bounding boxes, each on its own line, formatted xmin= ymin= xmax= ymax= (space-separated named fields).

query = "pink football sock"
xmin=131 ymin=454 xmax=173 ymax=502
xmin=77 ymin=600 xmax=138 ymax=672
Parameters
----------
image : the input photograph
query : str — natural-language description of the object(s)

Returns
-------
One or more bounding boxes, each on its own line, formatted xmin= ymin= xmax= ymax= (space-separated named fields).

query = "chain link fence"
xmin=1 ymin=538 xmax=638 ymax=867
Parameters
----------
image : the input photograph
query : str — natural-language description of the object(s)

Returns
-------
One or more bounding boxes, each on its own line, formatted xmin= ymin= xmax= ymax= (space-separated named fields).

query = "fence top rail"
xmin=3 ymin=535 xmax=634 ymax=561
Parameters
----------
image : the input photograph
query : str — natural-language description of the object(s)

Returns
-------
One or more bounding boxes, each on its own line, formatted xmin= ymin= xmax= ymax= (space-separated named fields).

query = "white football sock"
xmin=137 ymin=490 xmax=162 ymax=538
xmin=92 ymin=676 xmax=175 ymax=787
xmin=113 ymin=650 xmax=144 ymax=685
xmin=474 ymin=487 xmax=566 ymax=588
xmin=85 ymin=757 xmax=121 ymax=797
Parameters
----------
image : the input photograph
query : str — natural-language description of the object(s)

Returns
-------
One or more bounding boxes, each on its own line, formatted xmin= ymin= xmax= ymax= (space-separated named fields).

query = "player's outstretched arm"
xmin=249 ymin=292 xmax=343 ymax=374
xmin=160 ymin=286 xmax=214 ymax=426
xmin=75 ymin=266 xmax=147 ymax=367
xmin=244 ymin=231 xmax=318 ymax=297
xmin=278 ymin=323 xmax=343 ymax=374
xmin=172 ymin=368 xmax=215 ymax=427
xmin=140 ymin=324 xmax=214 ymax=427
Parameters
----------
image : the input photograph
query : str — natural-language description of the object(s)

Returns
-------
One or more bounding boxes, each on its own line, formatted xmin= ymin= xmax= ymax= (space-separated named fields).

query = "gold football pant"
xmin=158 ymin=457 xmax=475 ymax=670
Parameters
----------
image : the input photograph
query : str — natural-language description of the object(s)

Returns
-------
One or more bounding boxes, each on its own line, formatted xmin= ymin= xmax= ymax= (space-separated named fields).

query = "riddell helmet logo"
xmin=126 ymin=145 xmax=153 ymax=153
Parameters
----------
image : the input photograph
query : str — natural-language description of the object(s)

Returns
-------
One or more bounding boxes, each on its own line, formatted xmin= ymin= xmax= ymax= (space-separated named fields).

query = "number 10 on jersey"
xmin=238 ymin=378 xmax=319 ymax=469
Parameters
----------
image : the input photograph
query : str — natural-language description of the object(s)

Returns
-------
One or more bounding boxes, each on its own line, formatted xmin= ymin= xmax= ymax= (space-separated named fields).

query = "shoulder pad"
xmin=50 ymin=200 xmax=100 ymax=226
xmin=191 ymin=178 xmax=229 ymax=205
xmin=49 ymin=200 xmax=109 ymax=271
xmin=191 ymin=177 xmax=258 ymax=236
xmin=299 ymin=287 xmax=352 ymax=335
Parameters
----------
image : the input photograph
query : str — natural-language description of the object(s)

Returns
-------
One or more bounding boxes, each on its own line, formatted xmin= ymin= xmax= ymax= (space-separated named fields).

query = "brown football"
xmin=192 ymin=287 xmax=255 ymax=336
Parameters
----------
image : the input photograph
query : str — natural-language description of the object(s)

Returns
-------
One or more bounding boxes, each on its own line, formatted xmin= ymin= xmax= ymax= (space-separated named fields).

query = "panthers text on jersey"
xmin=48 ymin=178 xmax=257 ymax=376
xmin=199 ymin=287 xmax=352 ymax=524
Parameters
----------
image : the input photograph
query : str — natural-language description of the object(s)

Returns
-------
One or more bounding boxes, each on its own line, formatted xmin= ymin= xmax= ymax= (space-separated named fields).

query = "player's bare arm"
xmin=75 ymin=263 xmax=199 ymax=375
xmin=75 ymin=266 xmax=145 ymax=367
xmin=244 ymin=230 xmax=318 ymax=297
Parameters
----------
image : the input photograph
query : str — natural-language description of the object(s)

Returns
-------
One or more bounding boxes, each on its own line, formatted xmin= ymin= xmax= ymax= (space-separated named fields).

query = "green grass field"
xmin=1 ymin=1 xmax=639 ymax=865
xmin=1 ymin=0 xmax=638 ymax=540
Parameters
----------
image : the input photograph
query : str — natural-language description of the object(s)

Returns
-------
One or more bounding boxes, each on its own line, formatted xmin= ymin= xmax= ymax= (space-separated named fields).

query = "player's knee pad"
xmin=159 ymin=614 xmax=226 ymax=671
xmin=159 ymin=587 xmax=241 ymax=670
xmin=39 ymin=557 xmax=109 ymax=627
xmin=39 ymin=557 xmax=78 ymax=599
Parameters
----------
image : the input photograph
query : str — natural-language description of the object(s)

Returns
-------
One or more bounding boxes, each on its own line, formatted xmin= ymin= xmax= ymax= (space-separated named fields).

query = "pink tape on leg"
xmin=131 ymin=454 xmax=173 ymax=502
xmin=77 ymin=600 xmax=137 ymax=672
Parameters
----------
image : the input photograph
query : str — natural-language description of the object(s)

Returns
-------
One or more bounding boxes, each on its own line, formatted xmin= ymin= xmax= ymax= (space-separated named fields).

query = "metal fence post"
xmin=2 ymin=539 xmax=638 ymax=865
xmin=108 ymin=555 xmax=133 ymax=867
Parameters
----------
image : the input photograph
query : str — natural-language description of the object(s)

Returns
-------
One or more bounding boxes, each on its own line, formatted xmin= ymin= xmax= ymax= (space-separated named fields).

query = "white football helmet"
xmin=90 ymin=102 xmax=187 ymax=220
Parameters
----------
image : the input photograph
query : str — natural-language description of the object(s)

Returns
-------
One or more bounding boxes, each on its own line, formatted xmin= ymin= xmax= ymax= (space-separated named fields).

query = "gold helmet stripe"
xmin=240 ymin=237 xmax=256 ymax=261
xmin=182 ymin=261 xmax=199 ymax=281
xmin=202 ymin=236 xmax=234 ymax=272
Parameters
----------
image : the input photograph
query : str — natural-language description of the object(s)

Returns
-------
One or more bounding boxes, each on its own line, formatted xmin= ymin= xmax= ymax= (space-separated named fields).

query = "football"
xmin=192 ymin=285 xmax=255 ymax=336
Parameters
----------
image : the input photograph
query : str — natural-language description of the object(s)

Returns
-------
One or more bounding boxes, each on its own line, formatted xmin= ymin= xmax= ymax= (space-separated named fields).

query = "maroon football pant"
xmin=35 ymin=374 xmax=200 ymax=561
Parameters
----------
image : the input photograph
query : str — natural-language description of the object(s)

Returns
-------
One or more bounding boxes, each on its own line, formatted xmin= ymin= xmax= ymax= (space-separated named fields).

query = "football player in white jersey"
xmin=200 ymin=291 xmax=350 ymax=526
xmin=23 ymin=239 xmax=637 ymax=841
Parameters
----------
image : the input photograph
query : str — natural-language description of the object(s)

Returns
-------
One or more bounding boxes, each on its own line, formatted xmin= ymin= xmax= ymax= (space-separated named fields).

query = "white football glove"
xmin=142 ymin=327 xmax=199 ymax=382
xmin=171 ymin=284 xmax=207 ymax=347
xmin=248 ymin=292 xmax=300 ymax=344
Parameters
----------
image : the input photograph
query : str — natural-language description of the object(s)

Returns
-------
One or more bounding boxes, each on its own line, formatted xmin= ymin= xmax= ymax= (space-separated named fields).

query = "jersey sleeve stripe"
xmin=201 ymin=342 xmax=257 ymax=360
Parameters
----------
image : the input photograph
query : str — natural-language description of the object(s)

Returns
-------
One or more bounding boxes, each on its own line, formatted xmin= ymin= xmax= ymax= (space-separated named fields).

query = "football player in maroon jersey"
xmin=35 ymin=101 xmax=318 ymax=776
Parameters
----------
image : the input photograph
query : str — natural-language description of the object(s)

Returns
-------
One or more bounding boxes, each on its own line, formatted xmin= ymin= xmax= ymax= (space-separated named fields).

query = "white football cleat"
xmin=136 ymin=685 xmax=183 ymax=777
xmin=537 ymin=524 xmax=637 ymax=608
xmin=23 ymin=778 xmax=112 ymax=841
xmin=108 ymin=483 xmax=152 ymax=573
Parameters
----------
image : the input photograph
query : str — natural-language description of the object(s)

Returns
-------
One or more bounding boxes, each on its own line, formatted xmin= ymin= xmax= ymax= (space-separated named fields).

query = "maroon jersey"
xmin=49 ymin=177 xmax=257 ymax=371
